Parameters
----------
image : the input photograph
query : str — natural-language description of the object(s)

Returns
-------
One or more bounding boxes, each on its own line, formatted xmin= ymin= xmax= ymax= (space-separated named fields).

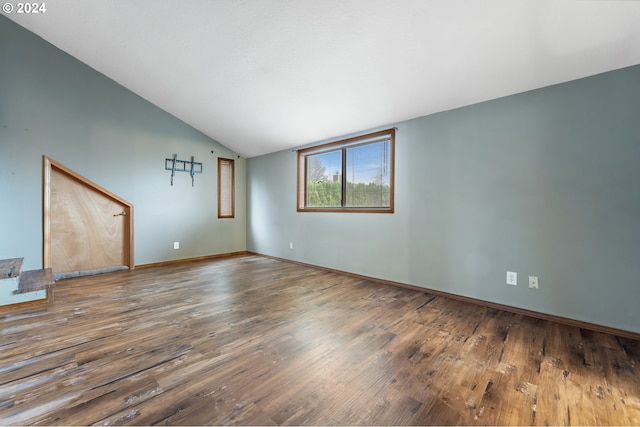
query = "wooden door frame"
xmin=42 ymin=156 xmax=135 ymax=271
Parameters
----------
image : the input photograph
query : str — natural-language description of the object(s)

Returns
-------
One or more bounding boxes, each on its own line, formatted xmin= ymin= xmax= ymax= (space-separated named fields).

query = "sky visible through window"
xmin=317 ymin=140 xmax=390 ymax=185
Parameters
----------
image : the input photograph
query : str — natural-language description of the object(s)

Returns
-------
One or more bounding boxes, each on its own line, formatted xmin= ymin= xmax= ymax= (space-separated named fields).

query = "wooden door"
xmin=43 ymin=156 xmax=134 ymax=276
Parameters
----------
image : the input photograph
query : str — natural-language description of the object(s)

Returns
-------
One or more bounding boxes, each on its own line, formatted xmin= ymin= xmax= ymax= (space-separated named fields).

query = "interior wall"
xmin=247 ymin=64 xmax=640 ymax=334
xmin=0 ymin=16 xmax=246 ymax=273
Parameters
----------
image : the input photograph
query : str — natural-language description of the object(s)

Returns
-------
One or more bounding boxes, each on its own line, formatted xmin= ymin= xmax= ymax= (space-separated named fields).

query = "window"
xmin=218 ymin=158 xmax=235 ymax=218
xmin=297 ymin=129 xmax=395 ymax=213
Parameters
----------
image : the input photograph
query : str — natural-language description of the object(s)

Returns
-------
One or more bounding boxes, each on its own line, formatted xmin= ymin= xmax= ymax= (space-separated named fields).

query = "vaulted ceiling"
xmin=7 ymin=0 xmax=640 ymax=157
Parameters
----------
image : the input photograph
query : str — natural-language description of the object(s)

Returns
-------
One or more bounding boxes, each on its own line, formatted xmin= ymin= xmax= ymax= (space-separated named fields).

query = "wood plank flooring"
xmin=0 ymin=254 xmax=638 ymax=425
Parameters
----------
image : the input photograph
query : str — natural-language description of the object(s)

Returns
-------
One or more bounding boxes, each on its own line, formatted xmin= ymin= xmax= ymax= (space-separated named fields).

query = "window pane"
xmin=305 ymin=150 xmax=342 ymax=207
xmin=345 ymin=140 xmax=391 ymax=208
xmin=297 ymin=128 xmax=394 ymax=213
xmin=218 ymin=158 xmax=235 ymax=218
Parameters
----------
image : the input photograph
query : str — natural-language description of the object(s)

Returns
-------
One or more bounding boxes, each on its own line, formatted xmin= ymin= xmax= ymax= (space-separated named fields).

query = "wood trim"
xmin=217 ymin=158 xmax=235 ymax=219
xmin=248 ymin=251 xmax=640 ymax=341
xmin=298 ymin=207 xmax=395 ymax=214
xmin=0 ymin=297 xmax=48 ymax=311
xmin=135 ymin=251 xmax=249 ymax=269
xmin=297 ymin=128 xmax=395 ymax=156
xmin=129 ymin=206 xmax=135 ymax=271
xmin=43 ymin=156 xmax=52 ymax=269
xmin=42 ymin=156 xmax=135 ymax=270
xmin=296 ymin=152 xmax=305 ymax=212
xmin=297 ymin=128 xmax=395 ymax=213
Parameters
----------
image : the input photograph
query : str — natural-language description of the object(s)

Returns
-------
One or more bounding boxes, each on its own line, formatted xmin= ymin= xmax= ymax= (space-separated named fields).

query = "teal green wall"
xmin=0 ymin=16 xmax=246 ymax=281
xmin=248 ymin=65 xmax=640 ymax=334
xmin=3 ymin=15 xmax=639 ymax=333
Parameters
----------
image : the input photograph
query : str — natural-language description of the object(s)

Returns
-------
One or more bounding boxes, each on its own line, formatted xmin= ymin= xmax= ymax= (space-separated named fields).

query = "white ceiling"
xmin=7 ymin=0 xmax=640 ymax=158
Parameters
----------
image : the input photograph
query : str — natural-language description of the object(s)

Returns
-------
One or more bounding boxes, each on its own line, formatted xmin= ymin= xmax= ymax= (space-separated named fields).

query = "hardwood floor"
xmin=1 ymin=254 xmax=638 ymax=425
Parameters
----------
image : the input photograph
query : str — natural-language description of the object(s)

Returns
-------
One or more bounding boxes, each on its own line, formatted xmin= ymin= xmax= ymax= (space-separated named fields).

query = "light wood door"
xmin=43 ymin=157 xmax=134 ymax=275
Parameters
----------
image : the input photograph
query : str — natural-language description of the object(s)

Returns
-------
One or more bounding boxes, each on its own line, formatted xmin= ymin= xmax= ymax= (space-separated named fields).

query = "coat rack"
xmin=165 ymin=154 xmax=203 ymax=186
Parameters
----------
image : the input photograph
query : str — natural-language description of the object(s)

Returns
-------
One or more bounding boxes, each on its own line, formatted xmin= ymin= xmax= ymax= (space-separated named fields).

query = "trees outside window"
xmin=297 ymin=129 xmax=395 ymax=213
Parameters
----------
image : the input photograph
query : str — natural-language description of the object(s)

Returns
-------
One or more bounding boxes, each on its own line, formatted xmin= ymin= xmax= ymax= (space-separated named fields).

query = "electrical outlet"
xmin=506 ymin=271 xmax=517 ymax=286
xmin=289 ymin=242 xmax=293 ymax=250
xmin=529 ymin=276 xmax=539 ymax=289
xmin=173 ymin=241 xmax=179 ymax=250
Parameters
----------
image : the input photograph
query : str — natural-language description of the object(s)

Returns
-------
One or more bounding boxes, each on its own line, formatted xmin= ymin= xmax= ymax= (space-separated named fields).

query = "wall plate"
xmin=506 ymin=271 xmax=517 ymax=286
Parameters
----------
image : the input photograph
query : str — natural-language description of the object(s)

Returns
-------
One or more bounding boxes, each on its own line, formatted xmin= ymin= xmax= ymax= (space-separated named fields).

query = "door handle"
xmin=113 ymin=211 xmax=127 ymax=217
